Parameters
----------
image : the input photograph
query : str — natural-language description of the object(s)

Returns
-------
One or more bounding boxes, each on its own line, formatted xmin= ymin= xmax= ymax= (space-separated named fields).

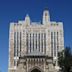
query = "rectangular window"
xmin=41 ymin=33 xmax=43 ymax=52
xmin=17 ymin=32 xmax=18 ymax=56
xmin=36 ymin=33 xmax=37 ymax=50
xmin=26 ymin=33 xmax=28 ymax=53
xmin=20 ymin=32 xmax=21 ymax=56
xmin=33 ymin=33 xmax=34 ymax=51
xmin=14 ymin=32 xmax=16 ymax=57
xmin=30 ymin=33 xmax=31 ymax=53
xmin=57 ymin=32 xmax=59 ymax=53
xmin=51 ymin=32 xmax=53 ymax=57
xmin=39 ymin=33 xmax=40 ymax=52
xmin=44 ymin=33 xmax=46 ymax=54
xmin=54 ymin=32 xmax=56 ymax=56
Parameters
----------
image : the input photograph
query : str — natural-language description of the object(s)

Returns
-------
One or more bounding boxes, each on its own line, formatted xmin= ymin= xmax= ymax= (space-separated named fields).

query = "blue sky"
xmin=0 ymin=0 xmax=72 ymax=72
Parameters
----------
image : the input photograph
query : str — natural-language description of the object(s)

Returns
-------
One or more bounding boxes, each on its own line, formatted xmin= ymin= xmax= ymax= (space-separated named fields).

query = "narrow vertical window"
xmin=33 ymin=33 xmax=34 ymax=51
xmin=30 ymin=33 xmax=31 ymax=53
xmin=41 ymin=33 xmax=43 ymax=52
xmin=17 ymin=32 xmax=18 ymax=56
xmin=20 ymin=32 xmax=21 ymax=56
xmin=39 ymin=33 xmax=40 ymax=52
xmin=54 ymin=32 xmax=56 ymax=56
xmin=14 ymin=32 xmax=16 ymax=56
xmin=36 ymin=33 xmax=37 ymax=50
xmin=51 ymin=32 xmax=53 ymax=56
xmin=44 ymin=33 xmax=46 ymax=53
xmin=26 ymin=33 xmax=28 ymax=53
xmin=57 ymin=32 xmax=59 ymax=53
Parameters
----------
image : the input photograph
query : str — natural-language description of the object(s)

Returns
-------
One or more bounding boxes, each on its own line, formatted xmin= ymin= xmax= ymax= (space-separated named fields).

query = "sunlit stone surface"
xmin=8 ymin=10 xmax=64 ymax=72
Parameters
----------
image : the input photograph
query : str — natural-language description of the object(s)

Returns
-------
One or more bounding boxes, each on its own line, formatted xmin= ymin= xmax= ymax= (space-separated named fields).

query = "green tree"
xmin=58 ymin=47 xmax=72 ymax=72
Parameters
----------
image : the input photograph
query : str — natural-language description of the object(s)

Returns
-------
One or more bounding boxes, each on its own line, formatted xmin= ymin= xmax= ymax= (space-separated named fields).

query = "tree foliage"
xmin=58 ymin=47 xmax=72 ymax=72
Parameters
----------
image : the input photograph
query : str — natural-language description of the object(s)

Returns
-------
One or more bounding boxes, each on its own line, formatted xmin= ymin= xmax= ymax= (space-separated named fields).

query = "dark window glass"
xmin=54 ymin=32 xmax=56 ymax=56
xmin=39 ymin=33 xmax=40 ymax=52
xmin=26 ymin=33 xmax=28 ymax=53
xmin=36 ymin=33 xmax=37 ymax=50
xmin=17 ymin=32 xmax=18 ymax=56
xmin=20 ymin=32 xmax=21 ymax=56
xmin=14 ymin=32 xmax=16 ymax=56
xmin=41 ymin=33 xmax=43 ymax=52
xmin=57 ymin=32 xmax=59 ymax=54
xmin=51 ymin=32 xmax=53 ymax=56
xmin=30 ymin=33 xmax=31 ymax=52
xmin=33 ymin=33 xmax=34 ymax=51
xmin=44 ymin=33 xmax=46 ymax=54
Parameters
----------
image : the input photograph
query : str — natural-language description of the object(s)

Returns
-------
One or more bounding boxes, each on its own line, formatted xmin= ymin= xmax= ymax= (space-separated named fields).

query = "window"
xmin=26 ymin=33 xmax=28 ymax=53
xmin=33 ymin=33 xmax=34 ymax=51
xmin=14 ymin=32 xmax=16 ymax=57
xmin=44 ymin=33 xmax=46 ymax=53
xmin=36 ymin=33 xmax=37 ymax=50
xmin=51 ymin=32 xmax=53 ymax=56
xmin=54 ymin=32 xmax=56 ymax=56
xmin=17 ymin=32 xmax=18 ymax=56
xmin=39 ymin=33 xmax=40 ymax=52
xmin=20 ymin=32 xmax=21 ymax=56
xmin=41 ymin=33 xmax=43 ymax=52
xmin=30 ymin=33 xmax=31 ymax=52
xmin=57 ymin=32 xmax=59 ymax=53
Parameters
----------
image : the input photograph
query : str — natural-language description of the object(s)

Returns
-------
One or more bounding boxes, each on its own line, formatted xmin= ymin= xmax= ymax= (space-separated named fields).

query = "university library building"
xmin=8 ymin=10 xmax=64 ymax=72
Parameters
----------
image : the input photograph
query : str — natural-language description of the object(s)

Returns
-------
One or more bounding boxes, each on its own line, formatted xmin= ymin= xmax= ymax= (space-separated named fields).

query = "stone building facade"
xmin=8 ymin=10 xmax=64 ymax=72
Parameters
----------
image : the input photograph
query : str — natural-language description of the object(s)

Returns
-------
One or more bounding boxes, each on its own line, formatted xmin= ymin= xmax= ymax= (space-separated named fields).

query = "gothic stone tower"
xmin=8 ymin=10 xmax=64 ymax=72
